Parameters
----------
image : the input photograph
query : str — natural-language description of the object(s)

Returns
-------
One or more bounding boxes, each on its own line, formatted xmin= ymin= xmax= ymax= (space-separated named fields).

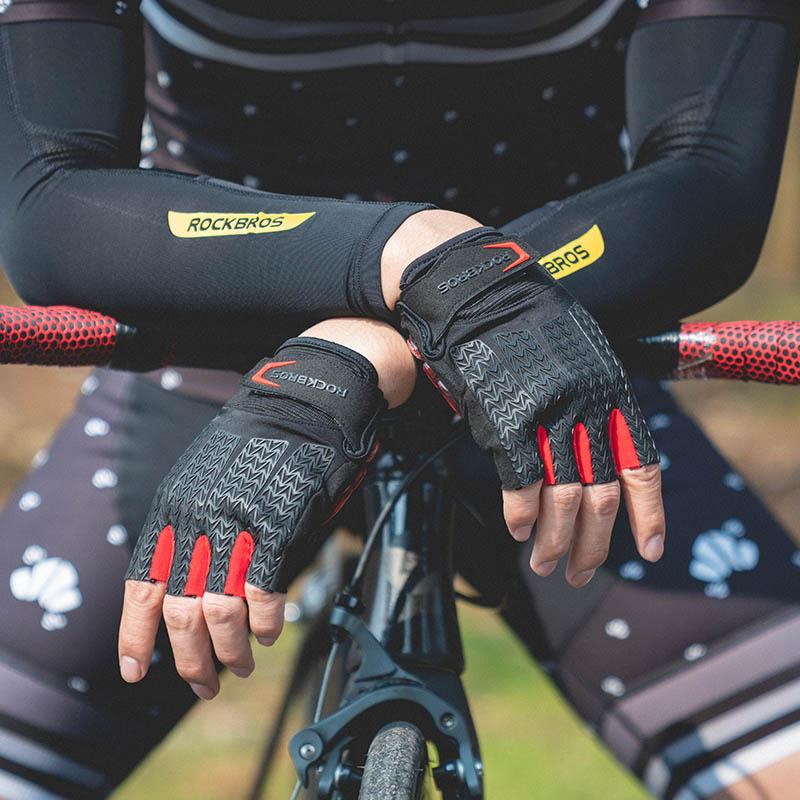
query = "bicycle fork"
xmin=289 ymin=450 xmax=484 ymax=799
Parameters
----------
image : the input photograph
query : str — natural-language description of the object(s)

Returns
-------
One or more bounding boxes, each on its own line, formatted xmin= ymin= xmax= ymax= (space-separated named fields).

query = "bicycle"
xmin=1 ymin=306 xmax=798 ymax=799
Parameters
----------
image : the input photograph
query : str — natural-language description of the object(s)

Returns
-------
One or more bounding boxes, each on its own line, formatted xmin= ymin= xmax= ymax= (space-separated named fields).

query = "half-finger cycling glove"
xmin=396 ymin=227 xmax=659 ymax=489
xmin=125 ymin=338 xmax=384 ymax=596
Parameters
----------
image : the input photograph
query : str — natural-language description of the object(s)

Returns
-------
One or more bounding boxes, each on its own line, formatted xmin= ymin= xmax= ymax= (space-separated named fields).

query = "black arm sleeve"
xmin=504 ymin=11 xmax=800 ymax=340
xmin=0 ymin=8 xmax=429 ymax=364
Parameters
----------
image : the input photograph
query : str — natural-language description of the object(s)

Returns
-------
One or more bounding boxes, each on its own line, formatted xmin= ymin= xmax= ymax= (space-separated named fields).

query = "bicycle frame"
xmin=289 ymin=406 xmax=484 ymax=800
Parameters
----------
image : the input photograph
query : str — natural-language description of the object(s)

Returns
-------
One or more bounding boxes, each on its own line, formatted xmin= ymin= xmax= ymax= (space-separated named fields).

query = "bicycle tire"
xmin=358 ymin=723 xmax=428 ymax=800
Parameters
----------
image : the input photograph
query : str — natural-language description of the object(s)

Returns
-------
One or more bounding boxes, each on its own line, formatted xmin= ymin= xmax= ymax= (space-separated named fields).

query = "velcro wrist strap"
xmin=397 ymin=230 xmax=547 ymax=357
xmin=242 ymin=338 xmax=384 ymax=457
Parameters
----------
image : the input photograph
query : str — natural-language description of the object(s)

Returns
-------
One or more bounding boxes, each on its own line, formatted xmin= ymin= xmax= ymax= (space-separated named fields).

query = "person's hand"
xmin=118 ymin=324 xmax=415 ymax=699
xmin=396 ymin=227 xmax=665 ymax=587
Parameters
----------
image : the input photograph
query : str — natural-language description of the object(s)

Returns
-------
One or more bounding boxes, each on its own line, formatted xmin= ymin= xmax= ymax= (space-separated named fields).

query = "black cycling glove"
xmin=397 ymin=228 xmax=658 ymax=489
xmin=126 ymin=338 xmax=384 ymax=596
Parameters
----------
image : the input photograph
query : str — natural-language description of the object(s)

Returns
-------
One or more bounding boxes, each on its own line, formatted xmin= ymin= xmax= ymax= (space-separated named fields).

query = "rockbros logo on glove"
xmin=436 ymin=241 xmax=531 ymax=294
xmin=243 ymin=341 xmax=385 ymax=458
xmin=251 ymin=361 xmax=349 ymax=397
xmin=248 ymin=358 xmax=350 ymax=399
xmin=251 ymin=360 xmax=297 ymax=388
xmin=398 ymin=229 xmax=542 ymax=357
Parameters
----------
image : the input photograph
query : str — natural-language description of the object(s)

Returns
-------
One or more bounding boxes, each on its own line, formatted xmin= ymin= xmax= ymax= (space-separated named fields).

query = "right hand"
xmin=396 ymin=227 xmax=665 ymax=587
xmin=119 ymin=336 xmax=385 ymax=699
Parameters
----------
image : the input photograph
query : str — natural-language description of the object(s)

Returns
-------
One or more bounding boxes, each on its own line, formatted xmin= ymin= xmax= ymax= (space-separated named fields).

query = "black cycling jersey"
xmin=0 ymin=1 xmax=797 ymax=367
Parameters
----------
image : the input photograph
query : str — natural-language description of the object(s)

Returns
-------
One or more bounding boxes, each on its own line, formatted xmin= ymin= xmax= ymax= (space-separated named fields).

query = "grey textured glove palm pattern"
xmin=396 ymin=227 xmax=658 ymax=489
xmin=125 ymin=338 xmax=384 ymax=597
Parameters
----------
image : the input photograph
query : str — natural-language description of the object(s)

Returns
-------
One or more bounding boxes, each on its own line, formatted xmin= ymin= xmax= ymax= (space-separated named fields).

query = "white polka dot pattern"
xmin=160 ymin=369 xmax=183 ymax=391
xmin=22 ymin=545 xmax=47 ymax=564
xmin=31 ymin=449 xmax=50 ymax=469
xmin=42 ymin=612 xmax=68 ymax=631
xmin=605 ymin=618 xmax=630 ymax=640
xmin=619 ymin=560 xmax=645 ymax=581
xmin=68 ymin=676 xmax=89 ymax=693
xmin=648 ymin=413 xmax=671 ymax=431
xmin=684 ymin=643 xmax=707 ymax=661
xmin=92 ymin=468 xmax=118 ymax=489
xmin=81 ymin=375 xmax=100 ymax=396
xmin=84 ymin=417 xmax=110 ymax=437
xmin=106 ymin=525 xmax=129 ymax=546
xmin=601 ymin=676 xmax=625 ymax=697
xmin=18 ymin=491 xmax=42 ymax=511
xmin=723 ymin=472 xmax=745 ymax=491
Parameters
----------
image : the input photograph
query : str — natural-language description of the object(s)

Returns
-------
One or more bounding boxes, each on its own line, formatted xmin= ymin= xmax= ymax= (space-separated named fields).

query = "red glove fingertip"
xmin=537 ymin=425 xmax=557 ymax=485
xmin=224 ymin=531 xmax=255 ymax=597
xmin=149 ymin=525 xmax=175 ymax=583
xmin=184 ymin=535 xmax=211 ymax=596
xmin=609 ymin=408 xmax=641 ymax=473
xmin=572 ymin=423 xmax=594 ymax=484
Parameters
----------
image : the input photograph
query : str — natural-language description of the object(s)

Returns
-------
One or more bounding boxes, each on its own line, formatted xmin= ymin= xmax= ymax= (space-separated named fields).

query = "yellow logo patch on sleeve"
xmin=539 ymin=224 xmax=605 ymax=280
xmin=168 ymin=211 xmax=316 ymax=238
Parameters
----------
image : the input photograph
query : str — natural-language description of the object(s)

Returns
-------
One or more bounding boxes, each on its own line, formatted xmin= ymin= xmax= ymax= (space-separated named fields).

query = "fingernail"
xmin=511 ymin=526 xmax=532 ymax=542
xmin=644 ymin=534 xmax=664 ymax=562
xmin=120 ymin=656 xmax=141 ymax=682
xmin=534 ymin=560 xmax=558 ymax=577
xmin=571 ymin=569 xmax=595 ymax=587
xmin=189 ymin=683 xmax=216 ymax=701
xmin=257 ymin=637 xmax=276 ymax=647
xmin=230 ymin=665 xmax=254 ymax=679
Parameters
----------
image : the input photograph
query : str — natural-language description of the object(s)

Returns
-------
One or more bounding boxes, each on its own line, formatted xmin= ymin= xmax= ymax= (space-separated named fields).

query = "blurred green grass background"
xmin=1 ymin=81 xmax=799 ymax=800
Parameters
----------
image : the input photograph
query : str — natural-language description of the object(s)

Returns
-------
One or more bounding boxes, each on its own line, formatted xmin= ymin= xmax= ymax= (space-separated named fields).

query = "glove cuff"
xmin=242 ymin=337 xmax=385 ymax=458
xmin=397 ymin=229 xmax=547 ymax=358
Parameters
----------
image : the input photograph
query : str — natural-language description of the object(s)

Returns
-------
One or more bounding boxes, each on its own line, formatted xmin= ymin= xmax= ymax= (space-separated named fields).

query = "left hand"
xmin=396 ymin=227 xmax=665 ymax=587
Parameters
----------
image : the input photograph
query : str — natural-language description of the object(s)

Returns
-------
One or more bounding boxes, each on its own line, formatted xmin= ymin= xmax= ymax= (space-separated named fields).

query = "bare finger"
xmin=502 ymin=480 xmax=543 ymax=542
xmin=532 ymin=483 xmax=582 ymax=576
xmin=202 ymin=592 xmax=254 ymax=678
xmin=162 ymin=594 xmax=220 ymax=700
xmin=119 ymin=579 xmax=166 ymax=683
xmin=565 ymin=481 xmax=620 ymax=587
xmin=619 ymin=463 xmax=666 ymax=562
xmin=245 ymin=583 xmax=286 ymax=646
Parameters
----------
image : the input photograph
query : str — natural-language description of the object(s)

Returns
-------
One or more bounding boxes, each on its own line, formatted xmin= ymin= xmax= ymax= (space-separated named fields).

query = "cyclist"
xmin=0 ymin=1 xmax=797 ymax=798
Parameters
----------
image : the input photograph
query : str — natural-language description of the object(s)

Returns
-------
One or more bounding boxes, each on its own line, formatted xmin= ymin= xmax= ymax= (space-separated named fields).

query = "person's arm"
xmin=0 ymin=4 xmax=475 ymax=367
xmin=501 ymin=4 xmax=800 ymax=340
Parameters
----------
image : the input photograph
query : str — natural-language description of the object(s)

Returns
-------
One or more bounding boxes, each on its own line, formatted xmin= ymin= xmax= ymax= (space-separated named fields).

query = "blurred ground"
xmin=1 ymin=82 xmax=799 ymax=800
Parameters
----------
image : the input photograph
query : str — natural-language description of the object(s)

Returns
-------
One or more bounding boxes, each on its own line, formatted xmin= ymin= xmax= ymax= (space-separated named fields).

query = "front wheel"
xmin=358 ymin=723 xmax=429 ymax=800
